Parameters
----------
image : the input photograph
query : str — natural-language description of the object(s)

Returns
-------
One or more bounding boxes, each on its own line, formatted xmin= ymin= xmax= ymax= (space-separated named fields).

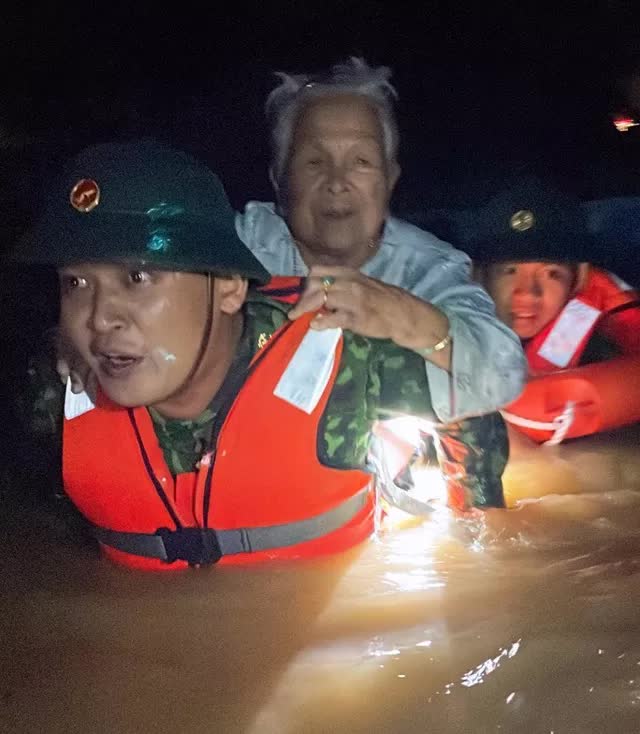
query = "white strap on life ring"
xmin=500 ymin=401 xmax=576 ymax=446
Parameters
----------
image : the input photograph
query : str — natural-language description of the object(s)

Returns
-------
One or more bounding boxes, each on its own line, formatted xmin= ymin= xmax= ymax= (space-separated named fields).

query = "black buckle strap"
xmin=93 ymin=486 xmax=372 ymax=565
xmin=93 ymin=525 xmax=223 ymax=566
xmin=155 ymin=527 xmax=222 ymax=566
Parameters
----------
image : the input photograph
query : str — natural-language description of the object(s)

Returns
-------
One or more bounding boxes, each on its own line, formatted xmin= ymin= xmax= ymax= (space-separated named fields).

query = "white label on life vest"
xmin=273 ymin=327 xmax=342 ymax=414
xmin=64 ymin=377 xmax=96 ymax=420
xmin=537 ymin=298 xmax=602 ymax=368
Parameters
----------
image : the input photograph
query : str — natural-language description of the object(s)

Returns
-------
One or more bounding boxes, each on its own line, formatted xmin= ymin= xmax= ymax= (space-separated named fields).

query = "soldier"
xmin=14 ymin=140 xmax=508 ymax=571
xmin=471 ymin=177 xmax=640 ymax=373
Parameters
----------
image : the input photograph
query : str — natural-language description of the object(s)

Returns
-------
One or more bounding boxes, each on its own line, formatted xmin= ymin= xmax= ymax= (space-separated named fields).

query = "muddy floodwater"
xmin=2 ymin=425 xmax=640 ymax=733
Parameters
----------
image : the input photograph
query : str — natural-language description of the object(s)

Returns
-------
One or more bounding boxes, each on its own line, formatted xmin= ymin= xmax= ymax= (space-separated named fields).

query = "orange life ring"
xmin=501 ymin=354 xmax=640 ymax=444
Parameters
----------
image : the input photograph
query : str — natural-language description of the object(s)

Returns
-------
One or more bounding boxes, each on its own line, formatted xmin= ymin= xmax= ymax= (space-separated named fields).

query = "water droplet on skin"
xmin=156 ymin=348 xmax=177 ymax=362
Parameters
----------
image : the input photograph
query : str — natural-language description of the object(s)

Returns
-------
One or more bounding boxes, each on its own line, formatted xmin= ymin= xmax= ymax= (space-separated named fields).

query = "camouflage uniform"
xmin=18 ymin=291 xmax=507 ymax=511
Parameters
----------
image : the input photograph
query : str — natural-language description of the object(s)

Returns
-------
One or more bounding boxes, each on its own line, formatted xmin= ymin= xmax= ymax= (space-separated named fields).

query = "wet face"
xmin=282 ymin=94 xmax=399 ymax=267
xmin=485 ymin=261 xmax=576 ymax=340
xmin=59 ymin=262 xmax=246 ymax=413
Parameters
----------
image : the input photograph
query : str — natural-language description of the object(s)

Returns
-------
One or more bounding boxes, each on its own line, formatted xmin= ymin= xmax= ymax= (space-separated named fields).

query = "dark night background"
xmin=3 ymin=2 xmax=640 ymax=215
xmin=1 ymin=2 xmax=640 ymax=473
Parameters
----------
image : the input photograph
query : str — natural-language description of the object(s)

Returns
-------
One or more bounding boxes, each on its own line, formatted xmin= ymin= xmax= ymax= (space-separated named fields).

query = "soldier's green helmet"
xmin=461 ymin=175 xmax=593 ymax=265
xmin=17 ymin=139 xmax=270 ymax=283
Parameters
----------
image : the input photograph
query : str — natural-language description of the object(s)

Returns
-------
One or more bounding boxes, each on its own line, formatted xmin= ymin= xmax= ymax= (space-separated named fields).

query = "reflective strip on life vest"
xmin=92 ymin=487 xmax=371 ymax=565
xmin=606 ymin=271 xmax=633 ymax=292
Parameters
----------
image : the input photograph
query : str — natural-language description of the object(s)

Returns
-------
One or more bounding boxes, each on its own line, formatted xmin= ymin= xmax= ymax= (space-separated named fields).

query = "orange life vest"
xmin=258 ymin=276 xmax=305 ymax=304
xmin=525 ymin=268 xmax=640 ymax=374
xmin=63 ymin=312 xmax=375 ymax=570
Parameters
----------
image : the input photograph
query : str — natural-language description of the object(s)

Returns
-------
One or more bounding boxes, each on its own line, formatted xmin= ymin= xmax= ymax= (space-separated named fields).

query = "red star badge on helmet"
xmin=70 ymin=178 xmax=100 ymax=212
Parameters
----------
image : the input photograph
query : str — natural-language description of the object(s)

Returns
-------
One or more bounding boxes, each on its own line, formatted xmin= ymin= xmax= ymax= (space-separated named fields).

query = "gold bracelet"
xmin=416 ymin=333 xmax=452 ymax=357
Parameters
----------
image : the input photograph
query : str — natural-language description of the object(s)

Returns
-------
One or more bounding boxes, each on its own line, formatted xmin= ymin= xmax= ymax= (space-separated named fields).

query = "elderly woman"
xmin=237 ymin=57 xmax=525 ymax=423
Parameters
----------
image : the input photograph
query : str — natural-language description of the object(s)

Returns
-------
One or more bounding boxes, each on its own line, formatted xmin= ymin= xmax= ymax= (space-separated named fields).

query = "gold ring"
xmin=321 ymin=275 xmax=335 ymax=308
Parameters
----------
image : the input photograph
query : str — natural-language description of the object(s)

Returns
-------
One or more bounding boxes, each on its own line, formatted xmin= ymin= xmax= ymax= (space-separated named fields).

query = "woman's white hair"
xmin=266 ymin=57 xmax=399 ymax=187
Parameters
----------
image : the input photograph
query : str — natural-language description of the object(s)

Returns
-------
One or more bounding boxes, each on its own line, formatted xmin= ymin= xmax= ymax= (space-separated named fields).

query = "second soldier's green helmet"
xmin=459 ymin=175 xmax=593 ymax=265
xmin=18 ymin=139 xmax=270 ymax=283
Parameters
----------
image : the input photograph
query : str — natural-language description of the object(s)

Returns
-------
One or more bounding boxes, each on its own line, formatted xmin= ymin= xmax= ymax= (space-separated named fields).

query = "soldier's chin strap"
xmin=172 ymin=272 xmax=215 ymax=396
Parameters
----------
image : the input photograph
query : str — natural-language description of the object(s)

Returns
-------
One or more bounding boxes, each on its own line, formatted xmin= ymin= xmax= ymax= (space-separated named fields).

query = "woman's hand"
xmin=288 ymin=265 xmax=452 ymax=370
